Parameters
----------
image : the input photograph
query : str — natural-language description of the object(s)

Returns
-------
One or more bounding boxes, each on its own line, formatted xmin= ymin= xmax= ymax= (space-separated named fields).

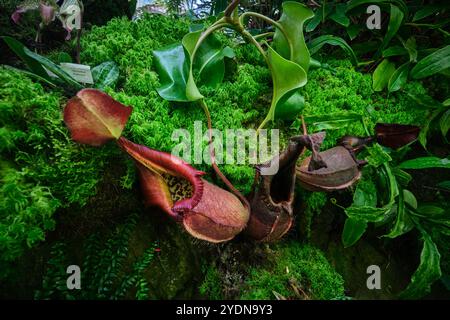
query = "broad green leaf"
xmin=382 ymin=46 xmax=408 ymax=58
xmin=443 ymin=98 xmax=450 ymax=107
xmin=392 ymin=167 xmax=412 ymax=186
xmin=399 ymin=157 xmax=450 ymax=169
xmin=404 ymin=37 xmax=418 ymax=62
xmin=380 ymin=5 xmax=404 ymax=50
xmin=372 ymin=59 xmax=396 ymax=91
xmin=303 ymin=112 xmax=362 ymax=131
xmin=274 ymin=91 xmax=305 ymax=120
xmin=353 ymin=179 xmax=378 ymax=207
xmin=384 ymin=189 xmax=414 ymax=238
xmin=388 ymin=62 xmax=409 ymax=92
xmin=345 ymin=203 xmax=394 ymax=222
xmin=417 ymin=205 xmax=446 ymax=217
xmin=196 ymin=43 xmax=234 ymax=89
xmin=261 ymin=46 xmax=307 ymax=124
xmin=273 ymin=1 xmax=314 ymax=72
xmin=346 ymin=24 xmax=362 ymax=40
xmin=418 ymin=109 xmax=442 ymax=148
xmin=346 ymin=0 xmax=408 ymax=15
xmin=413 ymin=5 xmax=441 ymax=22
xmin=308 ymin=35 xmax=358 ymax=66
xmin=305 ymin=5 xmax=332 ymax=32
xmin=182 ymin=30 xmax=205 ymax=101
xmin=153 ymin=44 xmax=190 ymax=102
xmin=403 ymin=189 xmax=417 ymax=209
xmin=2 ymin=65 xmax=57 ymax=88
xmin=366 ymin=143 xmax=392 ymax=167
xmin=399 ymin=230 xmax=442 ymax=299
xmin=2 ymin=36 xmax=51 ymax=81
xmin=92 ymin=61 xmax=120 ymax=90
xmin=437 ymin=181 xmax=450 ymax=191
xmin=25 ymin=49 xmax=83 ymax=91
xmin=440 ymin=109 xmax=450 ymax=137
xmin=342 ymin=218 xmax=367 ymax=247
xmin=411 ymin=45 xmax=450 ymax=79
xmin=329 ymin=3 xmax=350 ymax=27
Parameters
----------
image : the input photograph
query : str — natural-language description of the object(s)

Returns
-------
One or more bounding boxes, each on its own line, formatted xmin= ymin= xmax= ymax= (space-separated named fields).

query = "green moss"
xmin=199 ymin=265 xmax=223 ymax=300
xmin=0 ymin=67 xmax=115 ymax=266
xmin=241 ymin=242 xmax=345 ymax=300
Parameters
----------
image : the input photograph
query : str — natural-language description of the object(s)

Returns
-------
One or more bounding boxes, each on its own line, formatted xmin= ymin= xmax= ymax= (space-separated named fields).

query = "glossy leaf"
xmin=154 ymin=32 xmax=234 ymax=102
xmin=403 ymin=189 xmax=418 ymax=209
xmin=153 ymin=44 xmax=190 ymax=102
xmin=261 ymin=46 xmax=307 ymax=124
xmin=346 ymin=0 xmax=408 ymax=15
xmin=384 ymin=189 xmax=414 ymax=238
xmin=388 ymin=62 xmax=409 ymax=92
xmin=399 ymin=157 xmax=450 ymax=169
xmin=400 ymin=230 xmax=442 ymax=299
xmin=17 ymin=44 xmax=83 ymax=91
xmin=2 ymin=36 xmax=50 ymax=81
xmin=372 ymin=59 xmax=396 ymax=91
xmin=345 ymin=203 xmax=393 ymax=222
xmin=382 ymin=46 xmax=408 ymax=58
xmin=412 ymin=5 xmax=441 ymax=22
xmin=342 ymin=218 xmax=367 ymax=248
xmin=274 ymin=92 xmax=305 ymax=120
xmin=392 ymin=167 xmax=412 ymax=186
xmin=308 ymin=35 xmax=358 ymax=66
xmin=92 ymin=61 xmax=120 ymax=90
xmin=303 ymin=112 xmax=362 ymax=131
xmin=182 ymin=30 xmax=206 ymax=101
xmin=329 ymin=3 xmax=350 ymax=27
xmin=404 ymin=37 xmax=417 ymax=63
xmin=411 ymin=45 xmax=450 ymax=79
xmin=380 ymin=5 xmax=404 ymax=50
xmin=418 ymin=109 xmax=442 ymax=148
xmin=64 ymin=89 xmax=132 ymax=146
xmin=273 ymin=1 xmax=314 ymax=72
xmin=440 ymin=109 xmax=450 ymax=137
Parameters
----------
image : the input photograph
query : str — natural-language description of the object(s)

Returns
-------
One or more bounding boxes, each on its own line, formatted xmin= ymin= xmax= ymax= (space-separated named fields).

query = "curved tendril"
xmin=239 ymin=11 xmax=293 ymax=60
xmin=199 ymin=99 xmax=250 ymax=211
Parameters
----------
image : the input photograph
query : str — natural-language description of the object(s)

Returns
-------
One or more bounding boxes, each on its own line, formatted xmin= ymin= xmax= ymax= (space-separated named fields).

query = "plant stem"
xmin=253 ymin=32 xmax=274 ymax=40
xmin=239 ymin=11 xmax=293 ymax=59
xmin=199 ymin=99 xmax=250 ymax=210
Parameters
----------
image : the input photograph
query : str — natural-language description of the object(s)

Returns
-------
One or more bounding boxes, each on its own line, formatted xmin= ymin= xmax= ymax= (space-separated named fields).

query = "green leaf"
xmin=392 ymin=167 xmax=412 ymax=186
xmin=411 ymin=45 xmax=450 ymax=79
xmin=403 ymin=37 xmax=418 ymax=63
xmin=440 ymin=109 xmax=450 ymax=137
xmin=380 ymin=5 xmax=404 ymax=50
xmin=308 ymin=35 xmax=358 ymax=66
xmin=342 ymin=218 xmax=367 ymax=247
xmin=413 ymin=5 xmax=441 ymax=22
xmin=261 ymin=46 xmax=307 ymax=124
xmin=437 ymin=181 xmax=450 ymax=191
xmin=388 ymin=62 xmax=409 ymax=92
xmin=153 ymin=43 xmax=190 ymax=102
xmin=384 ymin=189 xmax=414 ymax=238
xmin=418 ymin=109 xmax=442 ymax=148
xmin=273 ymin=1 xmax=314 ymax=72
xmin=193 ymin=37 xmax=234 ymax=89
xmin=417 ymin=205 xmax=445 ymax=217
xmin=399 ymin=157 xmax=450 ymax=169
xmin=92 ymin=61 xmax=120 ymax=90
xmin=382 ymin=46 xmax=408 ymax=58
xmin=372 ymin=59 xmax=396 ymax=91
xmin=345 ymin=203 xmax=394 ymax=222
xmin=2 ymin=36 xmax=51 ymax=81
xmin=346 ymin=0 xmax=408 ymax=15
xmin=329 ymin=3 xmax=350 ymax=27
xmin=366 ymin=143 xmax=392 ymax=167
xmin=274 ymin=91 xmax=305 ymax=120
xmin=346 ymin=24 xmax=362 ymax=40
xmin=25 ymin=49 xmax=83 ymax=91
xmin=305 ymin=5 xmax=332 ymax=32
xmin=399 ymin=230 xmax=441 ymax=299
xmin=403 ymin=189 xmax=418 ymax=209
xmin=303 ymin=112 xmax=362 ymax=131
xmin=182 ymin=30 xmax=205 ymax=101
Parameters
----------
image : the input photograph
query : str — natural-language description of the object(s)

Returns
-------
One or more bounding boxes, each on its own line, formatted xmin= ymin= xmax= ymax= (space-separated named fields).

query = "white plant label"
xmin=60 ymin=63 xmax=94 ymax=84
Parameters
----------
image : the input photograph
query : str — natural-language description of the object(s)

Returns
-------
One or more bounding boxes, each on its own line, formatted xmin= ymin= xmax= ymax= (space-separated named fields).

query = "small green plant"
xmin=35 ymin=212 xmax=158 ymax=300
